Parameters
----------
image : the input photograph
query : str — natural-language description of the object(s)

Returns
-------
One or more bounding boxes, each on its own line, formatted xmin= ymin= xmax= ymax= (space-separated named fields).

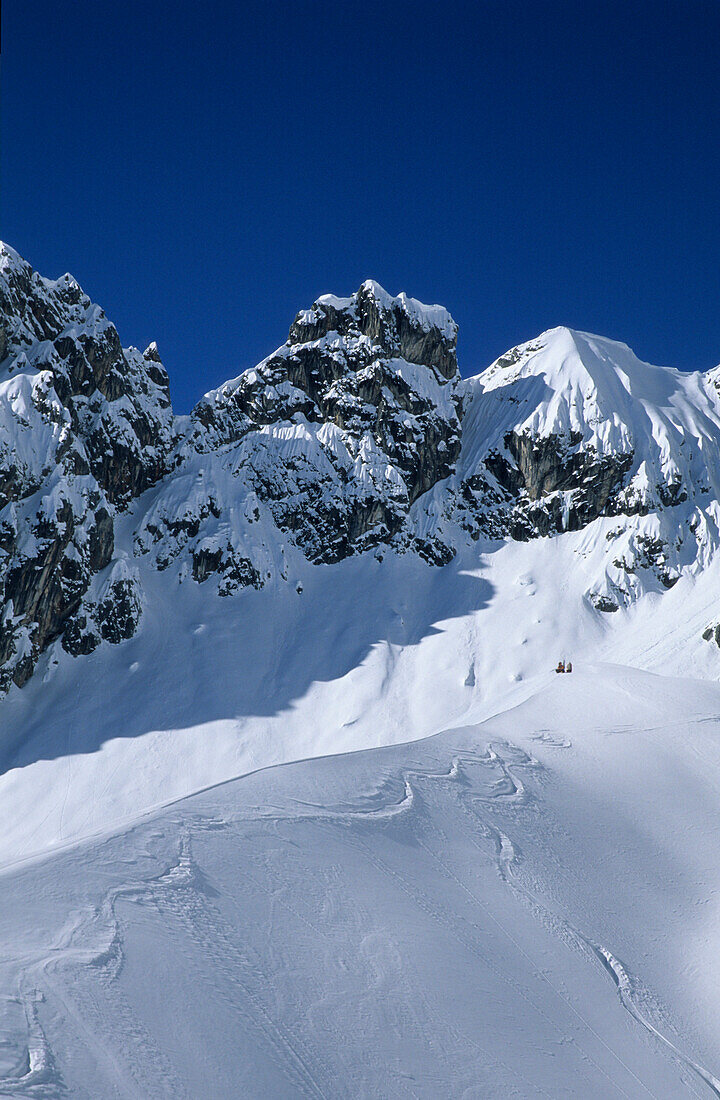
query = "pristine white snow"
xmin=2 ymin=663 xmax=720 ymax=1096
xmin=4 ymin=251 xmax=720 ymax=1094
xmin=1 ymin=521 xmax=720 ymax=1094
xmin=462 ymin=325 xmax=720 ymax=506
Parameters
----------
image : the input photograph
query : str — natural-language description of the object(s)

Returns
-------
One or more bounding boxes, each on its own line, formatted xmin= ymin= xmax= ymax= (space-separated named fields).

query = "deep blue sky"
xmin=3 ymin=1 xmax=720 ymax=411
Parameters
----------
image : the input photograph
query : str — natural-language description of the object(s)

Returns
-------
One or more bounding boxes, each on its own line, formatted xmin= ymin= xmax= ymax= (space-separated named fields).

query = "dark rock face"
xmin=615 ymin=533 xmax=679 ymax=589
xmin=191 ymin=545 xmax=263 ymax=595
xmin=452 ymin=422 xmax=686 ymax=600
xmin=286 ymin=281 xmax=458 ymax=380
xmin=143 ymin=280 xmax=463 ymax=571
xmin=479 ymin=430 xmax=636 ymax=538
xmin=95 ymin=572 xmax=143 ymax=644
xmin=61 ymin=560 xmax=144 ymax=655
xmin=3 ymin=247 xmax=717 ymax=691
xmin=0 ymin=244 xmax=175 ymax=689
xmin=589 ymin=593 xmax=620 ymax=613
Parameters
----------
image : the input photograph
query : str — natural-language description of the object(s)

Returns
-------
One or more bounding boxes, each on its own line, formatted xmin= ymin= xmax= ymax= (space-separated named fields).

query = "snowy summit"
xmin=1 ymin=244 xmax=720 ymax=1095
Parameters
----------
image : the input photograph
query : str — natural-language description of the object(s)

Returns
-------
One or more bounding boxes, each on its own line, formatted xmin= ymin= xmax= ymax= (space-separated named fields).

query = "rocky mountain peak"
xmin=137 ymin=282 xmax=463 ymax=583
xmin=288 ymin=279 xmax=458 ymax=380
xmin=0 ymin=243 xmax=176 ymax=688
xmin=5 ymin=243 xmax=720 ymax=694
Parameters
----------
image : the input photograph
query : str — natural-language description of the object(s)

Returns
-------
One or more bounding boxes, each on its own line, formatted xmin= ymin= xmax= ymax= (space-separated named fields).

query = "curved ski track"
xmin=0 ymin=740 xmax=716 ymax=1097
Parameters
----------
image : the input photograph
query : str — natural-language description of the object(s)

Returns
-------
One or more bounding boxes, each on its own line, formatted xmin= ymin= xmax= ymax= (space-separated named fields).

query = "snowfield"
xmin=4 ymin=246 xmax=720 ymax=1094
xmin=2 ymin=539 xmax=720 ymax=1096
xmin=2 ymin=662 xmax=720 ymax=1097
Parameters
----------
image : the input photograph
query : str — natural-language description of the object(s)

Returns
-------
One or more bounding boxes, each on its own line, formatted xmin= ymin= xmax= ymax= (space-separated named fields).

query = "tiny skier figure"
xmin=566 ymin=661 xmax=573 ymax=673
xmin=556 ymin=660 xmax=565 ymax=674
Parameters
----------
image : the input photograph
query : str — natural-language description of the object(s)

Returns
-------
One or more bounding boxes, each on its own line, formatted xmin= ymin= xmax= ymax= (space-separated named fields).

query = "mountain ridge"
xmin=2 ymin=241 xmax=720 ymax=696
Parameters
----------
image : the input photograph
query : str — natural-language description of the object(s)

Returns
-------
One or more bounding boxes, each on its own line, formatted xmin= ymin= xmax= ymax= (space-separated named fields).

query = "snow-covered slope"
xmin=3 ymin=242 xmax=720 ymax=855
xmin=3 ymin=665 xmax=720 ymax=1097
xmin=4 ymin=245 xmax=720 ymax=1094
xmin=4 ymin=242 xmax=720 ymax=699
xmin=453 ymin=325 xmax=720 ymax=608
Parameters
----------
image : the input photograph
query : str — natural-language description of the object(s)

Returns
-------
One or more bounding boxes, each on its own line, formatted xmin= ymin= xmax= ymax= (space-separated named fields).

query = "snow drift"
xmin=2 ymin=245 xmax=720 ymax=1095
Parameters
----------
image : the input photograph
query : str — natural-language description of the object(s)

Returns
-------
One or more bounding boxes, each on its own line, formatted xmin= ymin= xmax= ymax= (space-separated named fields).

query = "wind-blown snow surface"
xmin=2 ymin=536 xmax=720 ymax=1095
xmin=2 ymin=665 xmax=720 ymax=1097
xmin=6 ymin=244 xmax=720 ymax=1093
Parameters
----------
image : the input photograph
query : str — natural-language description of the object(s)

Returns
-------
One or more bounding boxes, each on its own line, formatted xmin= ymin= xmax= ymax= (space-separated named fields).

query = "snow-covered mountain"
xmin=457 ymin=326 xmax=720 ymax=607
xmin=5 ymin=237 xmax=720 ymax=840
xmin=4 ymin=242 xmax=720 ymax=695
xmin=5 ymin=244 xmax=720 ymax=1095
xmin=0 ymin=244 xmax=174 ymax=688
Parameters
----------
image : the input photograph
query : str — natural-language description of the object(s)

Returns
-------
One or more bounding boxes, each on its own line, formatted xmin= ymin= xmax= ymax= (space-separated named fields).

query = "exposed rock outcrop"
xmin=136 ymin=280 xmax=463 ymax=572
xmin=0 ymin=244 xmax=175 ymax=687
xmin=4 ymin=245 xmax=720 ymax=692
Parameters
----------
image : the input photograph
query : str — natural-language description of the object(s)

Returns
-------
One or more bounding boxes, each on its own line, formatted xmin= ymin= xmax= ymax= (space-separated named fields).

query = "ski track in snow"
xmin=458 ymin=754 xmax=720 ymax=1100
xmin=6 ymin=243 xmax=720 ymax=1098
xmin=0 ymin=726 xmax=716 ymax=1098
